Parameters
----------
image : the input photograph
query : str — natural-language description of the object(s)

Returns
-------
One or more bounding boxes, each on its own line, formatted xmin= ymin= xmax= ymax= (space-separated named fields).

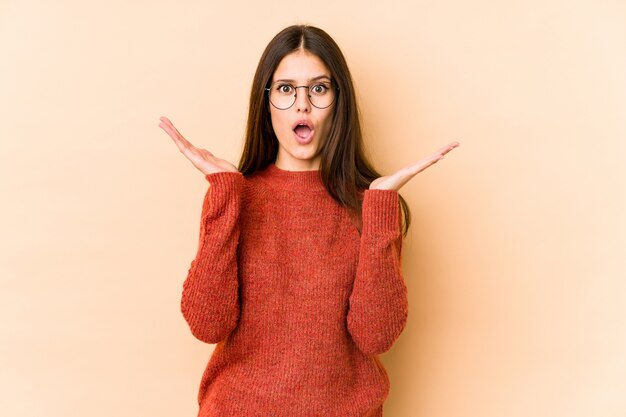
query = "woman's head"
xmin=267 ymin=48 xmax=335 ymax=171
xmin=239 ymin=25 xmax=360 ymax=173
xmin=238 ymin=25 xmax=410 ymax=235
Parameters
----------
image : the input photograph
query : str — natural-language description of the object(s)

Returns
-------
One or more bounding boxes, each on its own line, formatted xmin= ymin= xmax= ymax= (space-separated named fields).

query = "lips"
xmin=292 ymin=119 xmax=314 ymax=144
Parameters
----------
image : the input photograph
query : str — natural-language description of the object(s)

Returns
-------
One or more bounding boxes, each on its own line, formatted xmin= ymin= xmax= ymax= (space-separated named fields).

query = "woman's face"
xmin=269 ymin=49 xmax=335 ymax=171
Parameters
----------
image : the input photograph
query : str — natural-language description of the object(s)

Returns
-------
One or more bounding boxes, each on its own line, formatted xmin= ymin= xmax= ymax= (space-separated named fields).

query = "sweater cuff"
xmin=205 ymin=171 xmax=243 ymax=188
xmin=362 ymin=189 xmax=400 ymax=236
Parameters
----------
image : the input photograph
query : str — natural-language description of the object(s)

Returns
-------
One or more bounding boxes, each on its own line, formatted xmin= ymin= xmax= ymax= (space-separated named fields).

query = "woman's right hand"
xmin=158 ymin=116 xmax=238 ymax=176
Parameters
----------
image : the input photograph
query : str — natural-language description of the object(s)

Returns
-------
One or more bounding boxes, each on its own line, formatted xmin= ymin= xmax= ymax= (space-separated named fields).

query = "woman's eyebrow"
xmin=273 ymin=75 xmax=332 ymax=83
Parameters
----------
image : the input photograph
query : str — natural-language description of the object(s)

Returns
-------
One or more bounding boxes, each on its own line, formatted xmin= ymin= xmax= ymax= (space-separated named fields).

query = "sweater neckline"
xmin=262 ymin=163 xmax=326 ymax=191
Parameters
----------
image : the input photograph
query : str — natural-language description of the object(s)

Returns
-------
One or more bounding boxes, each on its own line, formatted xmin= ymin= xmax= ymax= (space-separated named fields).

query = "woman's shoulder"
xmin=238 ymin=166 xmax=277 ymax=203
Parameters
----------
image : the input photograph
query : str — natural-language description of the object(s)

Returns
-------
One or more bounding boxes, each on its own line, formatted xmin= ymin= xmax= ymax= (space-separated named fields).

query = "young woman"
xmin=159 ymin=24 xmax=458 ymax=417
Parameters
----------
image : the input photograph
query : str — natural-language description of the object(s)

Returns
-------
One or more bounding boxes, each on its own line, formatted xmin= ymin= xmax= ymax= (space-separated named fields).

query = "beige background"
xmin=1 ymin=0 xmax=625 ymax=416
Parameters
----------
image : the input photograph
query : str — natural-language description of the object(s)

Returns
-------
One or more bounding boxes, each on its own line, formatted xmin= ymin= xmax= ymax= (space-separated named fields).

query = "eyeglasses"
xmin=265 ymin=81 xmax=338 ymax=110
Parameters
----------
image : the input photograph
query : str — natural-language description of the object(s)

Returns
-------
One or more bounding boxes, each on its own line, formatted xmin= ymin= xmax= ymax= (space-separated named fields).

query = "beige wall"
xmin=2 ymin=0 xmax=625 ymax=416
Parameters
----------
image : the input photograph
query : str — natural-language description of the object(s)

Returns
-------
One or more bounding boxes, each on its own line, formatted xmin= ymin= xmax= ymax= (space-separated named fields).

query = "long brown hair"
xmin=238 ymin=24 xmax=411 ymax=236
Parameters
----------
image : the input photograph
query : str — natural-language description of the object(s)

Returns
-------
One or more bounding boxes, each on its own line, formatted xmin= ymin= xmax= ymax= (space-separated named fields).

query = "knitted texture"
xmin=181 ymin=163 xmax=408 ymax=417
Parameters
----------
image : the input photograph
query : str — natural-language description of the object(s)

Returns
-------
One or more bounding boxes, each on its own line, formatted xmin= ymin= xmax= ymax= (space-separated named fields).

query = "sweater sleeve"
xmin=180 ymin=172 xmax=243 ymax=344
xmin=346 ymin=189 xmax=408 ymax=355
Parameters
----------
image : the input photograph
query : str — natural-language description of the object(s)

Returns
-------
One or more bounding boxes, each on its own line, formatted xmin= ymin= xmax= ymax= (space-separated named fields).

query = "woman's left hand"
xmin=369 ymin=141 xmax=460 ymax=191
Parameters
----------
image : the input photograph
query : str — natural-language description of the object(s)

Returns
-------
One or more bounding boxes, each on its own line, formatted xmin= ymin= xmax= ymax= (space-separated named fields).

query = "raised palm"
xmin=369 ymin=142 xmax=460 ymax=191
xmin=158 ymin=116 xmax=238 ymax=176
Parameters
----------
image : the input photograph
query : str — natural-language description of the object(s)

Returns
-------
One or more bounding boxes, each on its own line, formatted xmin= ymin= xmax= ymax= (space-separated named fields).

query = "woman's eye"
xmin=278 ymin=84 xmax=293 ymax=94
xmin=311 ymin=84 xmax=328 ymax=95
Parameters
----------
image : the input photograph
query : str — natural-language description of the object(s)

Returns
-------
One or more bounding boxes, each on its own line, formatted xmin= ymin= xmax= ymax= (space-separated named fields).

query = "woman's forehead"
xmin=272 ymin=50 xmax=331 ymax=82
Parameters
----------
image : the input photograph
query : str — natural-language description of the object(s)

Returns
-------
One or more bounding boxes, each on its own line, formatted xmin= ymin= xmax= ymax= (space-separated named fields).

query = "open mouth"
xmin=292 ymin=120 xmax=314 ymax=140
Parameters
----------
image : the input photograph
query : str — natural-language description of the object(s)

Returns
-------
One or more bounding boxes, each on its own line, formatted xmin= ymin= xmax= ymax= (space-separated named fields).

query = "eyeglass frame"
xmin=264 ymin=81 xmax=340 ymax=110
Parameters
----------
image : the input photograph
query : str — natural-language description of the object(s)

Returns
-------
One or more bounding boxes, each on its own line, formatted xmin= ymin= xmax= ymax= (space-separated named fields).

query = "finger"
xmin=159 ymin=116 xmax=177 ymax=134
xmin=159 ymin=122 xmax=186 ymax=149
xmin=386 ymin=142 xmax=458 ymax=186
xmin=435 ymin=141 xmax=460 ymax=157
xmin=402 ymin=155 xmax=447 ymax=180
xmin=162 ymin=120 xmax=191 ymax=145
xmin=159 ymin=116 xmax=178 ymax=133
xmin=161 ymin=126 xmax=196 ymax=158
xmin=159 ymin=118 xmax=194 ymax=149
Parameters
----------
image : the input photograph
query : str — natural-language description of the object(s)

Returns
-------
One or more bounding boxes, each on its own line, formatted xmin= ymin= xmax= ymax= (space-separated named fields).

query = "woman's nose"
xmin=294 ymin=87 xmax=311 ymax=112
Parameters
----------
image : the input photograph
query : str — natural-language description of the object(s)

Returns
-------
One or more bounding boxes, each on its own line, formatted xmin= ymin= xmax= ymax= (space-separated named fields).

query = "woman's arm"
xmin=346 ymin=141 xmax=459 ymax=354
xmin=346 ymin=189 xmax=408 ymax=355
xmin=158 ymin=116 xmax=242 ymax=343
xmin=180 ymin=172 xmax=243 ymax=344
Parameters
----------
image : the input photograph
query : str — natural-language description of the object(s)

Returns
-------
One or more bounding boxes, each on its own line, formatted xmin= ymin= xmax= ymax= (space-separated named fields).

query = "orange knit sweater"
xmin=181 ymin=163 xmax=408 ymax=417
